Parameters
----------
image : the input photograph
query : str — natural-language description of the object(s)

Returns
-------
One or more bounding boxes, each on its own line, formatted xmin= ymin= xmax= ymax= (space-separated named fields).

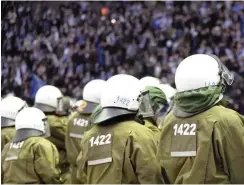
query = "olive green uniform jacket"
xmin=157 ymin=105 xmax=244 ymax=184
xmin=144 ymin=119 xmax=161 ymax=143
xmin=65 ymin=111 xmax=91 ymax=184
xmin=1 ymin=127 xmax=16 ymax=151
xmin=1 ymin=137 xmax=62 ymax=184
xmin=76 ymin=120 xmax=164 ymax=184
xmin=47 ymin=115 xmax=70 ymax=183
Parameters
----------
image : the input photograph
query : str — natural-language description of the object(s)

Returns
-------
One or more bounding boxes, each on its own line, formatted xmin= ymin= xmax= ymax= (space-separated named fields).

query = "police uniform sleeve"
xmin=1 ymin=132 xmax=7 ymax=151
xmin=34 ymin=139 xmax=62 ymax=184
xmin=76 ymin=133 xmax=88 ymax=184
xmin=48 ymin=116 xmax=67 ymax=149
xmin=1 ymin=143 xmax=9 ymax=182
xmin=214 ymin=115 xmax=244 ymax=183
xmin=65 ymin=115 xmax=72 ymax=162
xmin=129 ymin=131 xmax=164 ymax=184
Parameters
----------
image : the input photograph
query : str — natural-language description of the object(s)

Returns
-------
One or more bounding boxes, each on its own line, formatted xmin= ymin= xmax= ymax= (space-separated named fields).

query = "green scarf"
xmin=144 ymin=86 xmax=168 ymax=113
xmin=174 ymin=85 xmax=224 ymax=113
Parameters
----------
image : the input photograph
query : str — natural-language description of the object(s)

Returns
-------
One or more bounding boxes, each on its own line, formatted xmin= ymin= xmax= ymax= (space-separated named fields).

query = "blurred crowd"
xmin=1 ymin=1 xmax=244 ymax=113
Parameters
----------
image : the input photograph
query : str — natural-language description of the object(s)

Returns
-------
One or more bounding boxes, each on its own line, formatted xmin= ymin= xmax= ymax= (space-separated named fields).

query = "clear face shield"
xmin=42 ymin=118 xmax=51 ymax=138
xmin=154 ymin=103 xmax=169 ymax=118
xmin=137 ymin=90 xmax=155 ymax=118
xmin=137 ymin=89 xmax=169 ymax=118
xmin=210 ymin=55 xmax=234 ymax=86
xmin=56 ymin=97 xmax=64 ymax=113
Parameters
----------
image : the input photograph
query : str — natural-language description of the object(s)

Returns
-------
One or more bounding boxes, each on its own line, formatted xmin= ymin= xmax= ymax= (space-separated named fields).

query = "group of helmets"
xmin=1 ymin=54 xmax=234 ymax=134
xmin=0 ymin=79 xmax=106 ymax=137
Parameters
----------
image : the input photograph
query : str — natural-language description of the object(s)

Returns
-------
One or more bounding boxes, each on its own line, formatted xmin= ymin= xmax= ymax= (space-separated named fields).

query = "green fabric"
xmin=76 ymin=120 xmax=164 ymax=184
xmin=157 ymin=105 xmax=244 ymax=183
xmin=90 ymin=104 xmax=102 ymax=125
xmin=174 ymin=86 xmax=224 ymax=113
xmin=65 ymin=111 xmax=91 ymax=184
xmin=144 ymin=119 xmax=161 ymax=143
xmin=145 ymin=86 xmax=168 ymax=111
xmin=1 ymin=127 xmax=16 ymax=151
xmin=46 ymin=115 xmax=70 ymax=179
xmin=63 ymin=96 xmax=71 ymax=113
xmin=2 ymin=137 xmax=62 ymax=184
xmin=57 ymin=96 xmax=71 ymax=116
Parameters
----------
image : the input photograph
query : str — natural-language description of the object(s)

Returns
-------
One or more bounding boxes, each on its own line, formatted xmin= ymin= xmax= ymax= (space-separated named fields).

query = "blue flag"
xmin=29 ymin=73 xmax=46 ymax=99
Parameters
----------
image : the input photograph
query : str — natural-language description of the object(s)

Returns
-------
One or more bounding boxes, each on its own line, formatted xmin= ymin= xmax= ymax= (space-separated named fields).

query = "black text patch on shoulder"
xmin=171 ymin=121 xmax=198 ymax=157
xmin=87 ymin=132 xmax=113 ymax=166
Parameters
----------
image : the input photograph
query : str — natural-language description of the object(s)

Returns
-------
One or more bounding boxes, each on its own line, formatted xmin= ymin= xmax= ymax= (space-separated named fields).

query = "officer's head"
xmin=140 ymin=76 xmax=160 ymax=88
xmin=138 ymin=85 xmax=169 ymax=123
xmin=92 ymin=74 xmax=143 ymax=124
xmin=13 ymin=107 xmax=50 ymax=142
xmin=56 ymin=96 xmax=74 ymax=116
xmin=77 ymin=79 xmax=106 ymax=114
xmin=175 ymin=54 xmax=234 ymax=92
xmin=34 ymin=85 xmax=63 ymax=113
xmin=1 ymin=96 xmax=27 ymax=128
xmin=156 ymin=84 xmax=176 ymax=103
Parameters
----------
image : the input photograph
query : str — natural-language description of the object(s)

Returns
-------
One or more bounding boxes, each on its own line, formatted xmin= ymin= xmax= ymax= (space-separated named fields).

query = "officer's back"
xmin=66 ymin=79 xmax=105 ymax=184
xmin=76 ymin=74 xmax=164 ymax=184
xmin=34 ymin=85 xmax=70 ymax=183
xmin=137 ymin=86 xmax=169 ymax=142
xmin=159 ymin=105 xmax=244 ymax=183
xmin=78 ymin=117 xmax=160 ymax=184
xmin=2 ymin=137 xmax=60 ymax=184
xmin=157 ymin=54 xmax=244 ymax=184
xmin=1 ymin=107 xmax=62 ymax=184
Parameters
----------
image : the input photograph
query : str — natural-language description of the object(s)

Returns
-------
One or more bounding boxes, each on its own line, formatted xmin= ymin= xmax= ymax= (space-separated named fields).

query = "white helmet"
xmin=5 ymin=93 xmax=15 ymax=98
xmin=83 ymin=79 xmax=106 ymax=103
xmin=156 ymin=84 xmax=176 ymax=103
xmin=140 ymin=76 xmax=160 ymax=88
xmin=1 ymin=96 xmax=27 ymax=127
xmin=175 ymin=54 xmax=234 ymax=92
xmin=93 ymin=74 xmax=142 ymax=124
xmin=13 ymin=107 xmax=50 ymax=142
xmin=79 ymin=79 xmax=106 ymax=114
xmin=34 ymin=85 xmax=63 ymax=112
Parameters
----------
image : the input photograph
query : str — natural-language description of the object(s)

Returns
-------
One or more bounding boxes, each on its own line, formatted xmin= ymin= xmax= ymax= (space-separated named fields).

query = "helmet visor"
xmin=220 ymin=62 xmax=234 ymax=86
xmin=57 ymin=97 xmax=64 ymax=112
xmin=154 ymin=103 xmax=169 ymax=118
xmin=43 ymin=118 xmax=51 ymax=138
xmin=210 ymin=55 xmax=234 ymax=86
xmin=1 ymin=117 xmax=15 ymax=127
xmin=137 ymin=90 xmax=154 ymax=118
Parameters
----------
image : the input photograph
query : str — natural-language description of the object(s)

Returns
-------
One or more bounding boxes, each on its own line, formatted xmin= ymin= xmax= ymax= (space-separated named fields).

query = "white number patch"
xmin=10 ymin=141 xmax=24 ymax=149
xmin=89 ymin=134 xmax=111 ymax=147
xmin=73 ymin=118 xmax=89 ymax=127
xmin=173 ymin=123 xmax=196 ymax=136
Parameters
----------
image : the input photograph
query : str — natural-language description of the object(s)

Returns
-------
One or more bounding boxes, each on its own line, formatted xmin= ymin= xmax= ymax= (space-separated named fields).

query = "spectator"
xmin=1 ymin=1 xmax=244 ymax=113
